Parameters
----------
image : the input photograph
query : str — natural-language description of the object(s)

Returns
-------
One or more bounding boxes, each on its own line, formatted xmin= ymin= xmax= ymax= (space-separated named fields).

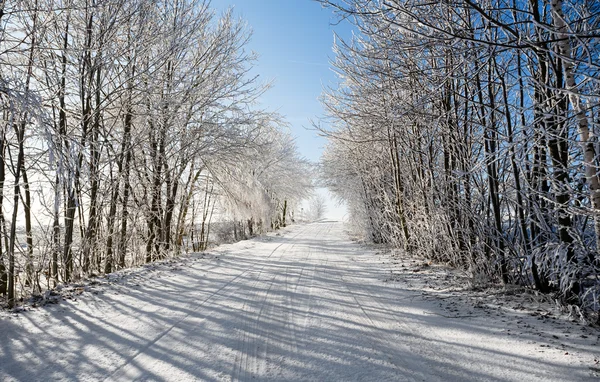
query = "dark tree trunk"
xmin=22 ymin=165 xmax=34 ymax=289
xmin=0 ymin=128 xmax=7 ymax=295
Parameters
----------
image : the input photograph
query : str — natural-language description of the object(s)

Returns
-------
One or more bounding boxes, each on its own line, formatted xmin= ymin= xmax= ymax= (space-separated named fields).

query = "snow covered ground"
xmin=1 ymin=222 xmax=599 ymax=381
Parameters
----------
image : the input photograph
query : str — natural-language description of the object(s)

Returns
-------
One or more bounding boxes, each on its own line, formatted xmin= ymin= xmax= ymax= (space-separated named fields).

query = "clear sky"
xmin=212 ymin=0 xmax=352 ymax=220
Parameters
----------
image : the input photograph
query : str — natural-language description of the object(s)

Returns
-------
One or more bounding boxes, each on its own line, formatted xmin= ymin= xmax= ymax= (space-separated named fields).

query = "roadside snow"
xmin=0 ymin=222 xmax=598 ymax=381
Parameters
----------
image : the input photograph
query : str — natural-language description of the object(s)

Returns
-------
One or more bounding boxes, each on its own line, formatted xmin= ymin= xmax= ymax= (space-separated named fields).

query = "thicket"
xmin=0 ymin=0 xmax=311 ymax=308
xmin=319 ymin=0 xmax=600 ymax=319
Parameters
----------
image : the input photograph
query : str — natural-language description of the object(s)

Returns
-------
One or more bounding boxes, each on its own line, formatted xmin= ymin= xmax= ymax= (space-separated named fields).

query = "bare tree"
xmin=0 ymin=0 xmax=312 ymax=306
xmin=317 ymin=0 xmax=600 ymax=315
xmin=308 ymin=194 xmax=327 ymax=221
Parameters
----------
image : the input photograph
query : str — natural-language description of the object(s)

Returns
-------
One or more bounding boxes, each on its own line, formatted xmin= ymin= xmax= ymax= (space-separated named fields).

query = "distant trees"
xmin=0 ymin=0 xmax=311 ymax=308
xmin=308 ymin=194 xmax=327 ymax=221
xmin=318 ymin=0 xmax=600 ymax=315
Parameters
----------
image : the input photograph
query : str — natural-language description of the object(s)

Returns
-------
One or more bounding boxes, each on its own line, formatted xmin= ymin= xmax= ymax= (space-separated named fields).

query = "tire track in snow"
xmin=228 ymin=229 xmax=308 ymax=381
xmin=340 ymin=269 xmax=463 ymax=376
xmin=231 ymin=266 xmax=279 ymax=381
xmin=337 ymin=254 xmax=463 ymax=379
xmin=107 ymin=228 xmax=307 ymax=381
xmin=310 ymin=222 xmax=416 ymax=376
xmin=230 ymin=241 xmax=299 ymax=381
xmin=231 ymin=224 xmax=325 ymax=381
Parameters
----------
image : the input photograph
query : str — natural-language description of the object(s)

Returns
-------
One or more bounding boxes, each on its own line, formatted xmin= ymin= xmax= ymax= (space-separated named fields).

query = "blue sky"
xmin=212 ymin=0 xmax=352 ymax=163
xmin=212 ymin=0 xmax=353 ymax=219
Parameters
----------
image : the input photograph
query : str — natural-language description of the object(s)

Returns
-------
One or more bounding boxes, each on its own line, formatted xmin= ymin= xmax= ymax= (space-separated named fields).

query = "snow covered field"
xmin=1 ymin=222 xmax=598 ymax=381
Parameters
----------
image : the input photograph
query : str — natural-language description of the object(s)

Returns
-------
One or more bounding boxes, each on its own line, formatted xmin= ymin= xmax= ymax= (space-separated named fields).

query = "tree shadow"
xmin=0 ymin=223 xmax=597 ymax=381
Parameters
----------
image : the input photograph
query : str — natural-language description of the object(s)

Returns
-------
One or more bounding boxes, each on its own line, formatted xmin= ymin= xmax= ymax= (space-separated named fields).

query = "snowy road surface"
xmin=1 ymin=222 xmax=598 ymax=381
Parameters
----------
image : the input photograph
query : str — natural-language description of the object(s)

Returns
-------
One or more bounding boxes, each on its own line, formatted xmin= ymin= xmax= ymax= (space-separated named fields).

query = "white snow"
xmin=1 ymin=222 xmax=598 ymax=381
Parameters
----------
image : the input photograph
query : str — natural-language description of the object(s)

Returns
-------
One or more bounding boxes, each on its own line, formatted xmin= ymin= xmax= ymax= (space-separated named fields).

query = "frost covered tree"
xmin=0 ymin=0 xmax=312 ymax=306
xmin=318 ymin=0 xmax=600 ymax=316
xmin=308 ymin=194 xmax=327 ymax=222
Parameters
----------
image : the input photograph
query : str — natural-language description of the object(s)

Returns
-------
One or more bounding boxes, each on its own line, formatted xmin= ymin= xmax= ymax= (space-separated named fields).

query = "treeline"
xmin=319 ymin=0 xmax=600 ymax=315
xmin=0 ymin=0 xmax=311 ymax=308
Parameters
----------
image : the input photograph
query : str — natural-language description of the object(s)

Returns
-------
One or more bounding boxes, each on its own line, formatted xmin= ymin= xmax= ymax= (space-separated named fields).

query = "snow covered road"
xmin=1 ymin=222 xmax=598 ymax=381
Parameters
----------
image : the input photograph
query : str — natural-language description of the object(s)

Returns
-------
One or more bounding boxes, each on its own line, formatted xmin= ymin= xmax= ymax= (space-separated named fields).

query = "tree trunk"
xmin=550 ymin=0 xmax=600 ymax=246
xmin=117 ymin=81 xmax=134 ymax=268
xmin=282 ymin=200 xmax=287 ymax=227
xmin=22 ymin=165 xmax=34 ymax=289
xmin=8 ymin=121 xmax=26 ymax=308
xmin=0 ymin=126 xmax=7 ymax=295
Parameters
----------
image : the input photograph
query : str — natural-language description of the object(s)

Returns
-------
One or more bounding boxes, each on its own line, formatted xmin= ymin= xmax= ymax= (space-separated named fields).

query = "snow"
xmin=1 ymin=222 xmax=599 ymax=381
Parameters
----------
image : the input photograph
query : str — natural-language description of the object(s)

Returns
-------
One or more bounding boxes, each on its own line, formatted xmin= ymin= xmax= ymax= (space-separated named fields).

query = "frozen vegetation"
xmin=318 ymin=0 xmax=600 ymax=319
xmin=0 ymin=0 xmax=312 ymax=306
xmin=2 ymin=0 xmax=600 ymax=380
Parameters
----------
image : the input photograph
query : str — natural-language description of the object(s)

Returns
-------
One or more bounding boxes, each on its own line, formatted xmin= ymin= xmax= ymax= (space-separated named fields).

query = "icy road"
xmin=1 ymin=222 xmax=598 ymax=381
